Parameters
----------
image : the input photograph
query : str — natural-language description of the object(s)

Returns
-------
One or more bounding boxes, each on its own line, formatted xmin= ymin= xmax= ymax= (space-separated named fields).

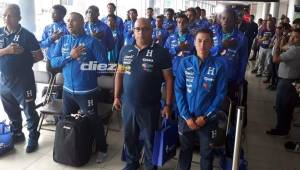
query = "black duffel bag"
xmin=53 ymin=114 xmax=93 ymax=167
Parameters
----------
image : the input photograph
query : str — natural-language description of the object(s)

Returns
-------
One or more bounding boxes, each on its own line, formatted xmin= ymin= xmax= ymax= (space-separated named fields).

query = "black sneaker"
xmin=266 ymin=129 xmax=289 ymax=137
xmin=26 ymin=138 xmax=39 ymax=153
xmin=284 ymin=141 xmax=300 ymax=153
xmin=26 ymin=132 xmax=40 ymax=153
xmin=269 ymin=85 xmax=277 ymax=91
xmin=13 ymin=132 xmax=25 ymax=144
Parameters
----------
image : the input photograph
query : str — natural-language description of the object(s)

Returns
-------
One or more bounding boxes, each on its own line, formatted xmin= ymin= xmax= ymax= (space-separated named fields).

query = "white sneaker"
xmin=96 ymin=152 xmax=107 ymax=163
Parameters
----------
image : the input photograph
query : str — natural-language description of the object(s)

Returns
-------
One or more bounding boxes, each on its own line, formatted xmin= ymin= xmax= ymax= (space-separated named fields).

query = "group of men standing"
xmin=0 ymin=3 xmax=250 ymax=170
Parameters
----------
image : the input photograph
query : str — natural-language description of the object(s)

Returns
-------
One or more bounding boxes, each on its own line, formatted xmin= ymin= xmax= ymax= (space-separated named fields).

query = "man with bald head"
xmin=0 ymin=4 xmax=44 ymax=153
xmin=114 ymin=18 xmax=173 ymax=170
xmin=51 ymin=12 xmax=109 ymax=163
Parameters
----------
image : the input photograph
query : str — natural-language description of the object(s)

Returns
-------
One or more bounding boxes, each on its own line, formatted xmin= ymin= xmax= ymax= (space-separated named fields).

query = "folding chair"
xmin=37 ymin=73 xmax=64 ymax=132
xmin=97 ymin=75 xmax=120 ymax=137
xmin=33 ymin=70 xmax=53 ymax=109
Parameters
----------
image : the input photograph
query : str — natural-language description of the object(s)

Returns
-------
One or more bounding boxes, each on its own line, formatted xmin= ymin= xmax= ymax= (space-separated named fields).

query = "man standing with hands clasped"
xmin=175 ymin=29 xmax=227 ymax=170
xmin=0 ymin=4 xmax=44 ymax=153
xmin=114 ymin=18 xmax=173 ymax=170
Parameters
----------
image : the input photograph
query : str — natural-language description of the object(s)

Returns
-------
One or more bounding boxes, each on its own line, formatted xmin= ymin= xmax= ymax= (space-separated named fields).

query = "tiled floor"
xmin=1 ymin=67 xmax=300 ymax=170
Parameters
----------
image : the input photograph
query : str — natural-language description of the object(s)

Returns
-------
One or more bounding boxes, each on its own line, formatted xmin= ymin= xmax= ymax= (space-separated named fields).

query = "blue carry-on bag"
xmin=152 ymin=118 xmax=178 ymax=167
xmin=0 ymin=121 xmax=14 ymax=156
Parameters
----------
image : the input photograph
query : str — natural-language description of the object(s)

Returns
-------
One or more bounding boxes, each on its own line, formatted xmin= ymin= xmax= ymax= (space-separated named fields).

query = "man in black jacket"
xmin=247 ymin=15 xmax=258 ymax=57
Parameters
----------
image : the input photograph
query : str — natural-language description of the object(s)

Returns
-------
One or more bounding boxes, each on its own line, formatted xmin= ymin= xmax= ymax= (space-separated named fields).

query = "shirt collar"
xmin=53 ymin=21 xmax=66 ymax=25
xmin=4 ymin=24 xmax=22 ymax=36
xmin=70 ymin=32 xmax=86 ymax=39
xmin=134 ymin=41 xmax=155 ymax=51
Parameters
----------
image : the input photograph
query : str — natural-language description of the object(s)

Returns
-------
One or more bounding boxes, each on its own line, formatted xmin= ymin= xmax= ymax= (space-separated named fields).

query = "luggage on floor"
xmin=53 ymin=114 xmax=93 ymax=166
xmin=0 ymin=120 xmax=14 ymax=156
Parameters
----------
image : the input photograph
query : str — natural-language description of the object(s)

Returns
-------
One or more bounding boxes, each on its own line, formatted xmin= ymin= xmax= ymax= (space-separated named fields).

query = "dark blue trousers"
xmin=122 ymin=102 xmax=160 ymax=170
xmin=0 ymin=71 xmax=39 ymax=140
xmin=62 ymin=90 xmax=107 ymax=152
xmin=178 ymin=117 xmax=217 ymax=170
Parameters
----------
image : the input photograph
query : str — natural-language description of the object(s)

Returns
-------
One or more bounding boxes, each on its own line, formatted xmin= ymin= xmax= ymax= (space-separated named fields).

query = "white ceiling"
xmin=217 ymin=1 xmax=252 ymax=5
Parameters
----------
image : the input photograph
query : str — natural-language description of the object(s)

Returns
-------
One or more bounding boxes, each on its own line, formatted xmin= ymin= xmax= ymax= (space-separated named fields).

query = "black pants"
xmin=275 ymin=79 xmax=298 ymax=133
xmin=271 ymin=62 xmax=279 ymax=86
xmin=227 ymin=81 xmax=248 ymax=127
xmin=0 ymin=71 xmax=40 ymax=140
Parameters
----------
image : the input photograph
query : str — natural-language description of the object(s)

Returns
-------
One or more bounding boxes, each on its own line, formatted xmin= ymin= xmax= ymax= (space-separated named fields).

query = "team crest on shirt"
xmin=145 ymin=49 xmax=153 ymax=57
xmin=207 ymin=67 xmax=215 ymax=76
xmin=203 ymin=82 xmax=209 ymax=89
xmin=13 ymin=35 xmax=20 ymax=42
xmin=142 ymin=63 xmax=154 ymax=72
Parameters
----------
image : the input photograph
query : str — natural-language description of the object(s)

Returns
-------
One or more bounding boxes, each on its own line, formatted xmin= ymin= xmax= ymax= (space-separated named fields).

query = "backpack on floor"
xmin=53 ymin=114 xmax=93 ymax=167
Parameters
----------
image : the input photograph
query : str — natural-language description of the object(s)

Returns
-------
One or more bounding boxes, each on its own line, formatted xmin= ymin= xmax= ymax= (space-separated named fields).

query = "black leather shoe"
xmin=13 ymin=132 xmax=25 ymax=144
xmin=266 ymin=129 xmax=289 ymax=137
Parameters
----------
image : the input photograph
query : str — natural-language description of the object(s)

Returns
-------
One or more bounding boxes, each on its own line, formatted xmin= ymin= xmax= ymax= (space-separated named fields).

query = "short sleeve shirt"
xmin=118 ymin=43 xmax=172 ymax=106
xmin=0 ymin=26 xmax=40 ymax=77
xmin=278 ymin=45 xmax=300 ymax=79
xmin=260 ymin=30 xmax=275 ymax=49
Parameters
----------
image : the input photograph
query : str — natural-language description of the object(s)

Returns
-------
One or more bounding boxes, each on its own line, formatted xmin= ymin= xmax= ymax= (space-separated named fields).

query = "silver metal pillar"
xmin=270 ymin=2 xmax=279 ymax=20
xmin=262 ymin=2 xmax=271 ymax=19
xmin=232 ymin=106 xmax=245 ymax=170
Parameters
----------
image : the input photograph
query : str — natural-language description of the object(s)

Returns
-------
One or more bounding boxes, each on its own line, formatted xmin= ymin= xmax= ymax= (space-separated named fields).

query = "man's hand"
xmin=179 ymin=41 xmax=189 ymax=51
xmin=258 ymin=36 xmax=267 ymax=43
xmin=70 ymin=45 xmax=86 ymax=59
xmin=161 ymin=106 xmax=172 ymax=118
xmin=195 ymin=116 xmax=206 ymax=127
xmin=5 ymin=43 xmax=24 ymax=55
xmin=155 ymin=35 xmax=162 ymax=44
xmin=92 ymin=31 xmax=104 ymax=40
xmin=186 ymin=118 xmax=198 ymax=130
xmin=222 ymin=39 xmax=237 ymax=49
xmin=113 ymin=97 xmax=122 ymax=111
xmin=32 ymin=50 xmax=44 ymax=63
xmin=51 ymin=31 xmax=64 ymax=42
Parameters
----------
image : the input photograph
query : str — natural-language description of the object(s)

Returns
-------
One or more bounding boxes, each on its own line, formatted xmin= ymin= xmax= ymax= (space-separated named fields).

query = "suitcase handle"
xmin=70 ymin=113 xmax=86 ymax=120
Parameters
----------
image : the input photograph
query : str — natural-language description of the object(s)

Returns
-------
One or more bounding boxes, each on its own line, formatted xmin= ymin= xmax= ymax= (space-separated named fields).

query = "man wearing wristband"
xmin=113 ymin=18 xmax=173 ymax=170
xmin=175 ymin=29 xmax=227 ymax=170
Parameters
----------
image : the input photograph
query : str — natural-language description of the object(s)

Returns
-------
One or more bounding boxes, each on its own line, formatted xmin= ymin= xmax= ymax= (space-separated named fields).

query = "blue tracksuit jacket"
xmin=84 ymin=20 xmax=114 ymax=52
xmin=40 ymin=21 xmax=69 ymax=59
xmin=175 ymin=54 xmax=227 ymax=121
xmin=211 ymin=27 xmax=248 ymax=84
xmin=164 ymin=31 xmax=194 ymax=76
xmin=51 ymin=33 xmax=108 ymax=94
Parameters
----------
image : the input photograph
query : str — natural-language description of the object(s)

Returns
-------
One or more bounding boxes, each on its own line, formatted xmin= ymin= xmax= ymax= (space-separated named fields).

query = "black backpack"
xmin=53 ymin=114 xmax=93 ymax=167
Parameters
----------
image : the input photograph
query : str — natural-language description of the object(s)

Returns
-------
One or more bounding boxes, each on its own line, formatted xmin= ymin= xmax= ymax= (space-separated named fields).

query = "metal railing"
xmin=232 ymin=106 xmax=245 ymax=170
